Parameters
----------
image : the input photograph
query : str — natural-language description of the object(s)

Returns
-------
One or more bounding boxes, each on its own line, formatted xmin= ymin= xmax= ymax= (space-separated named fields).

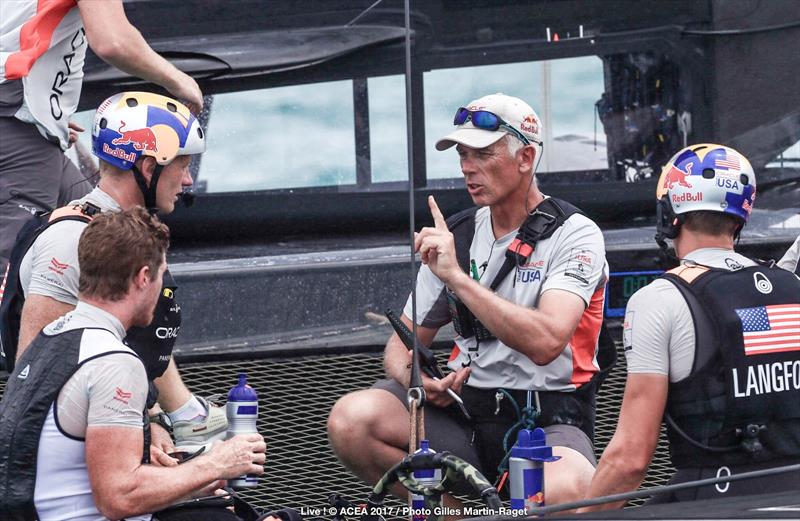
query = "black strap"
xmin=446 ymin=206 xmax=478 ymax=275
xmin=488 ymin=198 xmax=583 ymax=291
xmin=131 ymin=163 xmax=165 ymax=212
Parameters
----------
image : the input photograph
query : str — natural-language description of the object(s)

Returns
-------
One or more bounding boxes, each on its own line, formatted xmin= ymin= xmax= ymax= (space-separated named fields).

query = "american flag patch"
xmin=736 ymin=304 xmax=800 ymax=356
xmin=715 ymin=153 xmax=741 ymax=170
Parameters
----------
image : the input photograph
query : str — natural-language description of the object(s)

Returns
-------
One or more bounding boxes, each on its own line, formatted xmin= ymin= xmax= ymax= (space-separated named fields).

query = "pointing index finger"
xmin=428 ymin=195 xmax=447 ymax=230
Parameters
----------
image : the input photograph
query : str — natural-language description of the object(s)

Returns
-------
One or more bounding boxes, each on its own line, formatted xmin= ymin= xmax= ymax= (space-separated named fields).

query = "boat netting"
xmin=0 ymin=342 xmax=674 ymax=516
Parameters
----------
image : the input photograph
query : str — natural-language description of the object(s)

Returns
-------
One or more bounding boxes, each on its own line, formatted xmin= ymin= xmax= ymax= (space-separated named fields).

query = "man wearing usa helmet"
xmin=580 ymin=144 xmax=800 ymax=510
xmin=0 ymin=92 xmax=226 ymax=453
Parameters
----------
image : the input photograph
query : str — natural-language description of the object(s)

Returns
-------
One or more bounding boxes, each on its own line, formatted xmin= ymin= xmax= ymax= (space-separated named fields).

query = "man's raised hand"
xmin=414 ymin=196 xmax=460 ymax=284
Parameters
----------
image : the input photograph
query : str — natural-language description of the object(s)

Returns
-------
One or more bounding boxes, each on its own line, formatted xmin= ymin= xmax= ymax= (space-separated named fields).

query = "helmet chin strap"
xmin=655 ymin=196 xmax=682 ymax=266
xmin=131 ymin=163 xmax=165 ymax=214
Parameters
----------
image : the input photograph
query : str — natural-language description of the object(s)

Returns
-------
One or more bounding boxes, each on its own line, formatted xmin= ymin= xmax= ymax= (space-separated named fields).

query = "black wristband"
xmin=149 ymin=411 xmax=173 ymax=433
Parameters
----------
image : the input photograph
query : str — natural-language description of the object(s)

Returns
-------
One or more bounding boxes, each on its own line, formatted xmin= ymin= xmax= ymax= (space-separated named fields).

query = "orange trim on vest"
xmin=5 ymin=0 xmax=77 ymax=80
xmin=667 ymin=264 xmax=710 ymax=284
xmin=569 ymin=284 xmax=605 ymax=386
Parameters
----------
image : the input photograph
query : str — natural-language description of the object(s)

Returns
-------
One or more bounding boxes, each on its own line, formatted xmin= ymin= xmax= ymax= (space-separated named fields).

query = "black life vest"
xmin=0 ymin=203 xmax=180 ymax=382
xmin=446 ymin=198 xmax=617 ymax=442
xmin=126 ymin=270 xmax=181 ymax=382
xmin=0 ymin=326 xmax=147 ymax=520
xmin=662 ymin=263 xmax=800 ymax=468
xmin=0 ymin=203 xmax=97 ymax=372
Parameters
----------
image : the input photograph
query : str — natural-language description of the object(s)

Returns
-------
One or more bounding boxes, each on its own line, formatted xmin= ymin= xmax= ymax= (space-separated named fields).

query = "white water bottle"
xmin=226 ymin=373 xmax=259 ymax=488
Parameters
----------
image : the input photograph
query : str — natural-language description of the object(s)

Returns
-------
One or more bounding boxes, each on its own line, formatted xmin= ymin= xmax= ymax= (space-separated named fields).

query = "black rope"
xmin=403 ymin=0 xmax=423 ymax=404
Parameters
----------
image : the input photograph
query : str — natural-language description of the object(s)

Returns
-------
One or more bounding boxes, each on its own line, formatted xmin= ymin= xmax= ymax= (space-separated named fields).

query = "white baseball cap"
xmin=435 ymin=93 xmax=543 ymax=151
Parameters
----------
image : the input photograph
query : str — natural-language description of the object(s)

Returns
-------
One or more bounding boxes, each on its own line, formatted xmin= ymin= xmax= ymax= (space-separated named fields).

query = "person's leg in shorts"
xmin=0 ymin=117 xmax=92 ymax=267
xmin=468 ymin=413 xmax=595 ymax=505
xmin=328 ymin=378 xmax=483 ymax=500
xmin=540 ymin=424 xmax=597 ymax=507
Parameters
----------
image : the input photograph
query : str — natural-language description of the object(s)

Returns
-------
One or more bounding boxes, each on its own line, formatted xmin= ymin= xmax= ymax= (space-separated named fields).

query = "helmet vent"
xmin=692 ymin=145 xmax=708 ymax=152
xmin=740 ymin=173 xmax=750 ymax=185
xmin=126 ymin=97 xmax=138 ymax=107
xmin=167 ymin=102 xmax=177 ymax=112
xmin=99 ymin=117 xmax=107 ymax=129
xmin=702 ymin=168 xmax=715 ymax=179
xmin=197 ymin=127 xmax=204 ymax=139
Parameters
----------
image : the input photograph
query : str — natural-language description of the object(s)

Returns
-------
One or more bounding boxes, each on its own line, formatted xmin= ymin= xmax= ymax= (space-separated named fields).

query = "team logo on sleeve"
xmin=113 ymin=387 xmax=133 ymax=405
xmin=623 ymin=310 xmax=634 ymax=352
xmin=48 ymin=257 xmax=70 ymax=276
xmin=565 ymin=249 xmax=596 ymax=284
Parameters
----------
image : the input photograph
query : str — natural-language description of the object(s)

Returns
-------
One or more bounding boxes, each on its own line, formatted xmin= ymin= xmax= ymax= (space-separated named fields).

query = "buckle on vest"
xmin=737 ymin=423 xmax=766 ymax=454
xmin=80 ymin=201 xmax=101 ymax=217
xmin=527 ymin=209 xmax=557 ymax=235
xmin=508 ymin=238 xmax=533 ymax=259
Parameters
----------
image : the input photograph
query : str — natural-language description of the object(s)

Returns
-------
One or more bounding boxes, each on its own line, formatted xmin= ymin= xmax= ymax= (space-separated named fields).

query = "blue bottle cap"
xmin=510 ymin=428 xmax=559 ymax=462
xmin=228 ymin=373 xmax=258 ymax=401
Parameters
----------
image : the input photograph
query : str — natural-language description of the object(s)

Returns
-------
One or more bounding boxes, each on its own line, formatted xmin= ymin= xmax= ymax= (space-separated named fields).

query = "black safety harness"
xmin=446 ymin=197 xmax=585 ymax=342
xmin=0 ymin=326 xmax=147 ymax=520
xmin=661 ymin=262 xmax=800 ymax=468
xmin=0 ymin=202 xmax=100 ymax=372
xmin=443 ymin=199 xmax=617 ymax=486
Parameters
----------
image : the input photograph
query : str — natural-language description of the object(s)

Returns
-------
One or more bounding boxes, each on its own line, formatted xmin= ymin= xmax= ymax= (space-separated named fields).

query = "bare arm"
xmin=17 ymin=294 xmax=74 ymax=359
xmin=87 ymin=427 xmax=265 ymax=520
xmin=447 ymin=275 xmax=585 ymax=364
xmin=77 ymin=0 xmax=203 ymax=113
xmin=383 ymin=313 xmax=470 ymax=407
xmin=578 ymin=373 xmax=668 ymax=512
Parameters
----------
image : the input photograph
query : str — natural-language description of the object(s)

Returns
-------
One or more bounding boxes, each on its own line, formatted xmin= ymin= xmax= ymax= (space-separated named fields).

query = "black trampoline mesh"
xmin=174 ymin=344 xmax=674 ymax=513
xmin=0 ymin=343 xmax=674 ymax=516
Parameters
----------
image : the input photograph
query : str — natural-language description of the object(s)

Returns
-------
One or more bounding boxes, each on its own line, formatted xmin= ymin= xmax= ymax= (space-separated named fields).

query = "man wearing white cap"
xmin=329 ymin=93 xmax=609 ymax=507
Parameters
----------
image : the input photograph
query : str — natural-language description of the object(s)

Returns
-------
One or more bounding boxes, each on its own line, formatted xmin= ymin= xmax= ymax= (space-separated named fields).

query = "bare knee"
xmin=328 ymin=389 xmax=404 ymax=452
xmin=543 ymin=446 xmax=596 ymax=506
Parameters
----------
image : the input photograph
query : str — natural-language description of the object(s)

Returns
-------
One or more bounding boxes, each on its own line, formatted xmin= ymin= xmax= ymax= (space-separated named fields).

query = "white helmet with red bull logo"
xmin=655 ymin=143 xmax=756 ymax=241
xmin=92 ymin=91 xmax=205 ymax=170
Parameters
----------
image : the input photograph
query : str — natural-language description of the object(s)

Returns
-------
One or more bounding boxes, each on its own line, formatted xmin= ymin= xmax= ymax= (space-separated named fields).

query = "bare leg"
xmin=328 ymin=388 xmax=411 ymax=486
xmin=154 ymin=357 xmax=193 ymax=412
xmin=543 ymin=445 xmax=596 ymax=510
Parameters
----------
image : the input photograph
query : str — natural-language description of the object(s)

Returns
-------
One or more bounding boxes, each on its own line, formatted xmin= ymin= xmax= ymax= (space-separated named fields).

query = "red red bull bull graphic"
xmin=662 ymin=162 xmax=693 ymax=190
xmin=112 ymin=121 xmax=158 ymax=152
xmin=521 ymin=114 xmax=539 ymax=135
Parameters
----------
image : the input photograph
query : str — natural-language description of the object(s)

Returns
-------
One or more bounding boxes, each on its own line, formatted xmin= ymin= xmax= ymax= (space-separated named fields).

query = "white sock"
xmin=167 ymin=396 xmax=208 ymax=423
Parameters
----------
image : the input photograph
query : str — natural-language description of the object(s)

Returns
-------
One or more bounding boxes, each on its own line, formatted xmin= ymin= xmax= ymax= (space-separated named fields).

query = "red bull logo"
xmin=528 ymin=491 xmax=545 ymax=506
xmin=662 ymin=162 xmax=693 ymax=190
xmin=102 ymin=143 xmax=136 ymax=163
xmin=521 ymin=114 xmax=539 ymax=134
xmin=112 ymin=120 xmax=158 ymax=152
xmin=671 ymin=192 xmax=703 ymax=203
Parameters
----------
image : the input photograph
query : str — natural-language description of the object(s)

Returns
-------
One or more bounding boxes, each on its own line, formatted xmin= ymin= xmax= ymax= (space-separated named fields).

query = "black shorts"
xmin=373 ymin=378 xmax=596 ymax=487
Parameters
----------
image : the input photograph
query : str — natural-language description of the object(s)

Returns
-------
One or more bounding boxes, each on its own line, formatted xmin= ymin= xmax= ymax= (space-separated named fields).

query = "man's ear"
xmin=136 ymin=157 xmax=157 ymax=184
xmin=519 ymin=145 xmax=536 ymax=175
xmin=133 ymin=265 xmax=151 ymax=290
